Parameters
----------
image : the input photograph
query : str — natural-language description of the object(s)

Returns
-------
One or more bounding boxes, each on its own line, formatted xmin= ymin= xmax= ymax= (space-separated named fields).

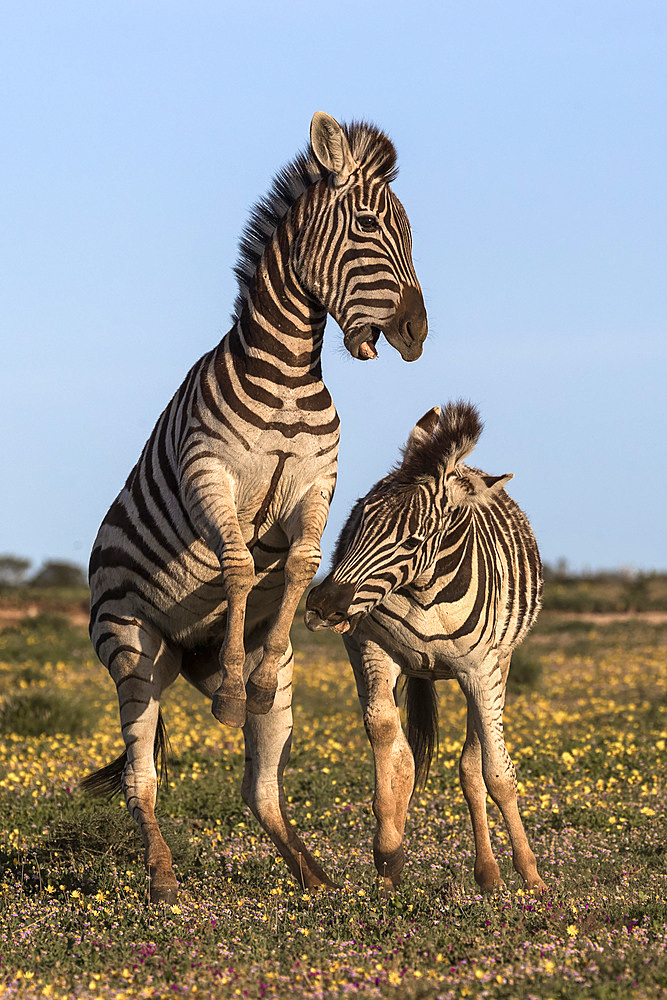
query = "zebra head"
xmin=305 ymin=401 xmax=512 ymax=632
xmin=297 ymin=113 xmax=428 ymax=362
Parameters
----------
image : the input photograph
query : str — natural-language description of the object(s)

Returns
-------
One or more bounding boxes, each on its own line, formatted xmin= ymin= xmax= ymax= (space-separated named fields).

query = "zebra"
xmin=305 ymin=401 xmax=546 ymax=894
xmin=83 ymin=112 xmax=428 ymax=902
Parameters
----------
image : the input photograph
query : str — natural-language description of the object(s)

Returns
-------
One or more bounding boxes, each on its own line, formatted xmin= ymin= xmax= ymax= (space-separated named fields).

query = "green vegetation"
xmin=541 ymin=567 xmax=667 ymax=613
xmin=0 ymin=596 xmax=665 ymax=998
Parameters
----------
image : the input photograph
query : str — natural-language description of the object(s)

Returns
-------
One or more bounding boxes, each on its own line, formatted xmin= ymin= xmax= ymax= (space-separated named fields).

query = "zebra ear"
xmin=451 ymin=469 xmax=514 ymax=507
xmin=448 ymin=471 xmax=513 ymax=509
xmin=400 ymin=406 xmax=441 ymax=467
xmin=479 ymin=473 xmax=513 ymax=493
xmin=310 ymin=112 xmax=357 ymax=186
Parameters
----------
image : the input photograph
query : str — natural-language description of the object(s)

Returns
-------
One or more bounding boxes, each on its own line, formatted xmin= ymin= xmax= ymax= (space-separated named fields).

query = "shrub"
xmin=30 ymin=561 xmax=86 ymax=588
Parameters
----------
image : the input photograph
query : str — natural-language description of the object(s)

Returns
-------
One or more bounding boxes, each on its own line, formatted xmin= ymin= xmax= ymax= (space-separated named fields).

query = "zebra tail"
xmin=404 ymin=676 xmax=439 ymax=788
xmin=80 ymin=708 xmax=171 ymax=799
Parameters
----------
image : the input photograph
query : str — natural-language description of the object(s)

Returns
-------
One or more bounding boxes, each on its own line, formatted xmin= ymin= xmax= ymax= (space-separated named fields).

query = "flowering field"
xmin=0 ymin=604 xmax=665 ymax=999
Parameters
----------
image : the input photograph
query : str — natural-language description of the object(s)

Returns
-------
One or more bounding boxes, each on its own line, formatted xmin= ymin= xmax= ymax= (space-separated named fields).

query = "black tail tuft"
xmin=79 ymin=750 xmax=126 ymax=799
xmin=154 ymin=708 xmax=170 ymax=791
xmin=80 ymin=708 xmax=170 ymax=800
xmin=403 ymin=676 xmax=439 ymax=788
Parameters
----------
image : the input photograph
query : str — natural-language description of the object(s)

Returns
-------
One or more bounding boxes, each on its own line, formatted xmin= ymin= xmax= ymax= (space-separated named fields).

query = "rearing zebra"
xmin=84 ymin=113 xmax=427 ymax=901
xmin=306 ymin=401 xmax=546 ymax=894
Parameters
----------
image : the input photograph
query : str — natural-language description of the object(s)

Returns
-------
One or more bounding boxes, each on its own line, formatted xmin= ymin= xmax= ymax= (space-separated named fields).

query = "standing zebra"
xmin=84 ymin=113 xmax=427 ymax=901
xmin=306 ymin=401 xmax=546 ymax=894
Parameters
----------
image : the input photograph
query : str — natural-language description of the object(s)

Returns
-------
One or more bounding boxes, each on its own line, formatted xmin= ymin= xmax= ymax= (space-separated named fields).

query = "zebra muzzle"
xmin=305 ymin=578 xmax=357 ymax=632
xmin=382 ymin=286 xmax=428 ymax=362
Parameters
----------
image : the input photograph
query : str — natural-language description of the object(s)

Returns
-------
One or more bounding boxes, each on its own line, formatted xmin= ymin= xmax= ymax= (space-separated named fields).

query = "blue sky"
xmin=1 ymin=0 xmax=665 ymax=575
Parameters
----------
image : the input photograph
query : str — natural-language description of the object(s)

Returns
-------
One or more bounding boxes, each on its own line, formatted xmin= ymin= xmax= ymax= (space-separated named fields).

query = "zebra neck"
xmin=230 ymin=237 xmax=328 ymax=380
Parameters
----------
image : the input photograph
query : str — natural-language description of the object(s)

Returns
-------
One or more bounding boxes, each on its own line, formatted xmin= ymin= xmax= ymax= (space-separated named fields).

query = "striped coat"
xmin=84 ymin=113 xmax=427 ymax=901
xmin=306 ymin=401 xmax=546 ymax=893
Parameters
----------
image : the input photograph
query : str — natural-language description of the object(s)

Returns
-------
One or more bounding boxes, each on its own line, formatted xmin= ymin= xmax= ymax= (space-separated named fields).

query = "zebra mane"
xmin=232 ymin=121 xmax=398 ymax=321
xmin=397 ymin=401 xmax=483 ymax=483
xmin=330 ymin=402 xmax=484 ymax=568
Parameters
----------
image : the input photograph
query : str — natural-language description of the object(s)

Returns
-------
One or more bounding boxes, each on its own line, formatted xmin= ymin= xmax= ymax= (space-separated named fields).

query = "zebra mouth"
xmin=305 ymin=610 xmax=366 ymax=636
xmin=346 ymin=325 xmax=381 ymax=361
xmin=304 ymin=609 xmax=349 ymax=632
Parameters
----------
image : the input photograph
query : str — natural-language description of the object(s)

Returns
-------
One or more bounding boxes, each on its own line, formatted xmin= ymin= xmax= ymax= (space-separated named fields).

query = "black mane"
xmin=232 ymin=121 xmax=398 ymax=321
xmin=397 ymin=401 xmax=482 ymax=482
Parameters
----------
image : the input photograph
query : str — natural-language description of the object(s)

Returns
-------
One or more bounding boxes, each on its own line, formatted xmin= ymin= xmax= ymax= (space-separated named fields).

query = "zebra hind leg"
xmin=459 ymin=654 xmax=546 ymax=893
xmin=242 ymin=641 xmax=336 ymax=889
xmin=459 ymin=704 xmax=504 ymax=892
xmin=92 ymin=620 xmax=181 ymax=902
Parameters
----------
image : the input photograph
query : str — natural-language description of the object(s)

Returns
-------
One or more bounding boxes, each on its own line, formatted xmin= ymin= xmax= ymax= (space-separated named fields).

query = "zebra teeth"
xmin=359 ymin=340 xmax=378 ymax=361
xmin=332 ymin=620 xmax=351 ymax=633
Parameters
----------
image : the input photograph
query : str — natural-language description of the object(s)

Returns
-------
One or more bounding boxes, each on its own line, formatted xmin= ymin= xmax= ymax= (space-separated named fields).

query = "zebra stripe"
xmin=84 ymin=112 xmax=427 ymax=900
xmin=306 ymin=401 xmax=546 ymax=894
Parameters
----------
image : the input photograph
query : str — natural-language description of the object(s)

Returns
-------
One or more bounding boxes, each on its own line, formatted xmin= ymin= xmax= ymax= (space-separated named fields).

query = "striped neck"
xmin=229 ymin=218 xmax=328 ymax=379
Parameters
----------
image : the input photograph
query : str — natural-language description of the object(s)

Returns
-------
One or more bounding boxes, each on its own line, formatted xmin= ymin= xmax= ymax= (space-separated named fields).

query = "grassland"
xmin=0 ymin=594 xmax=665 ymax=999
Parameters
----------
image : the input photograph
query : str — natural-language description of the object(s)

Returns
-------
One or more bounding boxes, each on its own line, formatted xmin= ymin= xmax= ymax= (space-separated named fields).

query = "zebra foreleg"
xmin=181 ymin=467 xmax=256 ymax=728
xmin=96 ymin=622 xmax=181 ymax=902
xmin=246 ymin=484 xmax=330 ymax=715
xmin=352 ymin=640 xmax=413 ymax=891
xmin=459 ymin=656 xmax=546 ymax=893
xmin=242 ymin=643 xmax=335 ymax=889
xmin=211 ymin=557 xmax=255 ymax=727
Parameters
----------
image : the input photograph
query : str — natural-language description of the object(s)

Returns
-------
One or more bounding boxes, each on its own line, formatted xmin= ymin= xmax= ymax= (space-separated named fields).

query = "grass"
xmin=0 ymin=603 xmax=665 ymax=998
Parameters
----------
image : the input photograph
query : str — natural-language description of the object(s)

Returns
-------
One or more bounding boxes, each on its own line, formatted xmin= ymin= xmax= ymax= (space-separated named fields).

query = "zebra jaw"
xmin=345 ymin=325 xmax=380 ymax=361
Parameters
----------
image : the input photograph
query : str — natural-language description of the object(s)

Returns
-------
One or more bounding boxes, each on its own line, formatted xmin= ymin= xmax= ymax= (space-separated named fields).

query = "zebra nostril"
xmin=400 ymin=318 xmax=415 ymax=344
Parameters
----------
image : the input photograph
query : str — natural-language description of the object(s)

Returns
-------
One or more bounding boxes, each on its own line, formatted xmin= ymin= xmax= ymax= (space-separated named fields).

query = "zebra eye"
xmin=357 ymin=213 xmax=379 ymax=232
xmin=404 ymin=536 xmax=423 ymax=550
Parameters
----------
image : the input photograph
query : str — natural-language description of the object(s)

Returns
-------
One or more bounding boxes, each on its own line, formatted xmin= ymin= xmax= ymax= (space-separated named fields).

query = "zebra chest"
xmin=235 ymin=451 xmax=333 ymax=543
xmin=362 ymin=597 xmax=458 ymax=681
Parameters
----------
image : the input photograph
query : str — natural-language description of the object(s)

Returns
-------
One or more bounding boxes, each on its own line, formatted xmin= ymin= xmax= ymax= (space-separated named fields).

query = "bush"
xmin=0 ymin=555 xmax=31 ymax=587
xmin=30 ymin=560 xmax=86 ymax=588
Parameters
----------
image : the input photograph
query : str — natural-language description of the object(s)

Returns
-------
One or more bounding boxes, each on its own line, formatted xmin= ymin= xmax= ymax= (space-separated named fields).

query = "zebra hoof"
xmin=245 ymin=679 xmax=276 ymax=715
xmin=211 ymin=693 xmax=246 ymax=728
xmin=373 ymin=845 xmax=405 ymax=884
xmin=148 ymin=868 xmax=178 ymax=905
xmin=150 ymin=882 xmax=179 ymax=905
xmin=379 ymin=876 xmax=397 ymax=896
